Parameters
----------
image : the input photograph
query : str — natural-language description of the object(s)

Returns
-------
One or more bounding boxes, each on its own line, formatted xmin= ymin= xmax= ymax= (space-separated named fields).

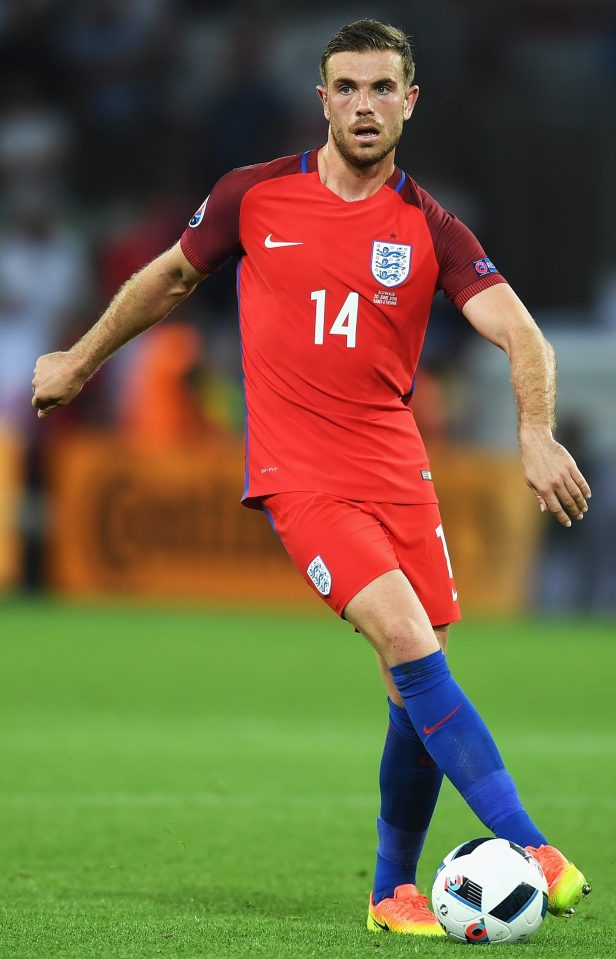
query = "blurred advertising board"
xmin=45 ymin=434 xmax=539 ymax=613
xmin=45 ymin=434 xmax=315 ymax=607
xmin=0 ymin=428 xmax=22 ymax=591
xmin=431 ymin=448 xmax=541 ymax=615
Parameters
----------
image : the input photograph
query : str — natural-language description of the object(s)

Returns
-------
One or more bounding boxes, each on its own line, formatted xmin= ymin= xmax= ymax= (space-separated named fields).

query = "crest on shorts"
xmin=371 ymin=241 xmax=412 ymax=287
xmin=307 ymin=555 xmax=331 ymax=596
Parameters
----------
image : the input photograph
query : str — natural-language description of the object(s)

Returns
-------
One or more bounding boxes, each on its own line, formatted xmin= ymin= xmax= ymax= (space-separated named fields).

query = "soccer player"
xmin=32 ymin=19 xmax=591 ymax=937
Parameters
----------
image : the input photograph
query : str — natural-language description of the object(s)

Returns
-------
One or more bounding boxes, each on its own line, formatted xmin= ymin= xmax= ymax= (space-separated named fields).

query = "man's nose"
xmin=356 ymin=90 xmax=374 ymax=114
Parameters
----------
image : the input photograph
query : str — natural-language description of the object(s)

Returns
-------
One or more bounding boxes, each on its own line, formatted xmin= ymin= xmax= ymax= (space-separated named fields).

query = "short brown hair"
xmin=320 ymin=19 xmax=415 ymax=86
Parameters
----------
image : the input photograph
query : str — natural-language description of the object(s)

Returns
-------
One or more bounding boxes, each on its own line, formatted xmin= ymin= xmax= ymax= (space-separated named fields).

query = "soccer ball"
xmin=432 ymin=837 xmax=548 ymax=944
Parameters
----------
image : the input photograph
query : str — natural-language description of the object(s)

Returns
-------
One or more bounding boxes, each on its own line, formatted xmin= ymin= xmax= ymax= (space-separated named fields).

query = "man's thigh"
xmin=262 ymin=492 xmax=460 ymax=626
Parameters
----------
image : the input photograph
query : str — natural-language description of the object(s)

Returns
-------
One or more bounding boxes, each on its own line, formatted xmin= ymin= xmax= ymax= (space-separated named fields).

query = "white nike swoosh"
xmin=452 ymin=589 xmax=458 ymax=602
xmin=264 ymin=234 xmax=303 ymax=248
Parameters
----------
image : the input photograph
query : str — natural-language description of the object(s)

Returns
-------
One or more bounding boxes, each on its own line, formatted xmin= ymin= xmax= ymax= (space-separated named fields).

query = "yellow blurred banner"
xmin=45 ymin=433 xmax=316 ymax=607
xmin=46 ymin=434 xmax=539 ymax=612
xmin=0 ymin=427 xmax=22 ymax=592
xmin=431 ymin=447 xmax=541 ymax=615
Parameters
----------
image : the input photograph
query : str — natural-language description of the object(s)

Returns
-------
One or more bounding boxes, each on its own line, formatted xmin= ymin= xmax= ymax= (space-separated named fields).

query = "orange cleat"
xmin=367 ymin=883 xmax=446 ymax=936
xmin=525 ymin=844 xmax=591 ymax=916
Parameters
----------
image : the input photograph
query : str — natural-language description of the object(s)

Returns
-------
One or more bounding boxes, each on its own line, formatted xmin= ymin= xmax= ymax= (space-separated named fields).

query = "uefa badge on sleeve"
xmin=307 ymin=555 xmax=332 ymax=596
xmin=371 ymin=241 xmax=412 ymax=287
xmin=472 ymin=257 xmax=498 ymax=276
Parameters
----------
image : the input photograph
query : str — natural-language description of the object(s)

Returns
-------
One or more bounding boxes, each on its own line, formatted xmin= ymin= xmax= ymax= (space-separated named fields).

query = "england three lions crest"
xmin=371 ymin=240 xmax=412 ymax=288
xmin=307 ymin=555 xmax=331 ymax=596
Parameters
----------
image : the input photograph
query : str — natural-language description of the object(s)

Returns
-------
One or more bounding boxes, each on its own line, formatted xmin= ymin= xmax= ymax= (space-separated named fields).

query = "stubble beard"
xmin=329 ymin=116 xmax=404 ymax=170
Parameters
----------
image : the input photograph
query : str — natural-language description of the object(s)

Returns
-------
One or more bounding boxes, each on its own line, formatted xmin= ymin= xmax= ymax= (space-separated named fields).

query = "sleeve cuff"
xmin=180 ymin=233 xmax=211 ymax=276
xmin=452 ymin=274 xmax=507 ymax=311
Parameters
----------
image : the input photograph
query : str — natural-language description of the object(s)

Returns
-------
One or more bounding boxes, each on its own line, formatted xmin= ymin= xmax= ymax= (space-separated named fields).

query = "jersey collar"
xmin=301 ymin=146 xmax=404 ymax=192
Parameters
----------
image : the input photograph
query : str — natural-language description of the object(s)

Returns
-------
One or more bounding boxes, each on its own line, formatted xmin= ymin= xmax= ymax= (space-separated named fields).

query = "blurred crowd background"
xmin=1 ymin=0 xmax=615 ymax=612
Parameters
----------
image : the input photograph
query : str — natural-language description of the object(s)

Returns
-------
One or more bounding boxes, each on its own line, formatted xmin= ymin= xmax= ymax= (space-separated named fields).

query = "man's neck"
xmin=317 ymin=138 xmax=396 ymax=202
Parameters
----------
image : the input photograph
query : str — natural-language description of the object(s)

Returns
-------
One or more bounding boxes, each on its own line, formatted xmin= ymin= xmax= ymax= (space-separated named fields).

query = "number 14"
xmin=311 ymin=289 xmax=359 ymax=349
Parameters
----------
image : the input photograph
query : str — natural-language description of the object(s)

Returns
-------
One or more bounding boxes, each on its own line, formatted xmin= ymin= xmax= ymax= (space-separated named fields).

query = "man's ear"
xmin=316 ymin=84 xmax=330 ymax=121
xmin=403 ymin=85 xmax=420 ymax=121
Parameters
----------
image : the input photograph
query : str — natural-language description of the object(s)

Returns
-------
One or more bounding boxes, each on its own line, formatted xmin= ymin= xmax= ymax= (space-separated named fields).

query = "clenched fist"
xmin=31 ymin=352 xmax=90 ymax=418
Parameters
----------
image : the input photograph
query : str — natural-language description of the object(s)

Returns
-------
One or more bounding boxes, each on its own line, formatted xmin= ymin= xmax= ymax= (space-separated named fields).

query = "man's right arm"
xmin=32 ymin=242 xmax=206 ymax=417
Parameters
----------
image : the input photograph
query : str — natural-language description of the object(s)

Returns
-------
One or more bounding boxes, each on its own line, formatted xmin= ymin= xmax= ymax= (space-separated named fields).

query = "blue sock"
xmin=390 ymin=651 xmax=547 ymax=848
xmin=373 ymin=698 xmax=443 ymax=904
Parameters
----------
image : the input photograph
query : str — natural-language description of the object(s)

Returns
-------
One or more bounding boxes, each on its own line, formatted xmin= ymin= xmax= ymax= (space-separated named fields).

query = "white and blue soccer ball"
xmin=432 ymin=837 xmax=549 ymax=944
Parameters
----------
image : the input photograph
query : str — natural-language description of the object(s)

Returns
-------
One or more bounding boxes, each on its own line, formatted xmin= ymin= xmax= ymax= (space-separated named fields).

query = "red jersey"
xmin=180 ymin=148 xmax=506 ymax=507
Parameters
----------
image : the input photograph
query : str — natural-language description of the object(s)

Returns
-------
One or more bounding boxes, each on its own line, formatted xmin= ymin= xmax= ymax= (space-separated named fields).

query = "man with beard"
xmin=32 ymin=19 xmax=591 ymax=936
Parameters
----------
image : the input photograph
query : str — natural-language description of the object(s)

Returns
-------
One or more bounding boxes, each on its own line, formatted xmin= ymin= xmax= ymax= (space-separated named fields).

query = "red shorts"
xmin=262 ymin=492 xmax=460 ymax=627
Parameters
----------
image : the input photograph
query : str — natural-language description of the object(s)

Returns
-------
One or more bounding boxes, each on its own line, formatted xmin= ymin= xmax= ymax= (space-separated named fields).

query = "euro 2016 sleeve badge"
xmin=189 ymin=195 xmax=209 ymax=228
xmin=371 ymin=241 xmax=412 ymax=288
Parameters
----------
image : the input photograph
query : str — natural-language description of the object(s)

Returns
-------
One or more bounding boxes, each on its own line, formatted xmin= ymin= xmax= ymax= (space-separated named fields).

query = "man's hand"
xmin=32 ymin=352 xmax=90 ymax=418
xmin=520 ymin=427 xmax=591 ymax=527
xmin=31 ymin=243 xmax=205 ymax=421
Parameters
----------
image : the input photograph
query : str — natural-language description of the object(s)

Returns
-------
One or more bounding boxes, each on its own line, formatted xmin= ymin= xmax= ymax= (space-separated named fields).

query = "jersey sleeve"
xmin=419 ymin=187 xmax=507 ymax=309
xmin=179 ymin=169 xmax=247 ymax=275
xmin=180 ymin=154 xmax=305 ymax=276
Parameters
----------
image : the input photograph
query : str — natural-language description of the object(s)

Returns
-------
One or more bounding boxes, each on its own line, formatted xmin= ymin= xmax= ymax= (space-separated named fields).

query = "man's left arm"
xmin=461 ymin=283 xmax=591 ymax=527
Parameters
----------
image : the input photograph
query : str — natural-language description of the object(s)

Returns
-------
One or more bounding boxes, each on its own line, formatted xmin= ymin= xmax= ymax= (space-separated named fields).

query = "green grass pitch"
xmin=0 ymin=600 xmax=613 ymax=958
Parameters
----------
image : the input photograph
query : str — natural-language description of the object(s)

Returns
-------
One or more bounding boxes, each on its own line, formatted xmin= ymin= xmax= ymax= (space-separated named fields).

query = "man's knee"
xmin=366 ymin=614 xmax=440 ymax=664
xmin=371 ymin=620 xmax=450 ymax=666
xmin=344 ymin=570 xmax=439 ymax=663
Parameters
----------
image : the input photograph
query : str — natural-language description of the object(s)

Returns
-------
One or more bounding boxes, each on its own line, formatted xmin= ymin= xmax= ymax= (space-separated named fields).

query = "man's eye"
xmin=376 ymin=85 xmax=391 ymax=94
xmin=339 ymin=85 xmax=352 ymax=94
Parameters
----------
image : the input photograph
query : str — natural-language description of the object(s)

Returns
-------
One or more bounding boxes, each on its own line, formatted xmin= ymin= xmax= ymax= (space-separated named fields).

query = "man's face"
xmin=317 ymin=50 xmax=419 ymax=169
